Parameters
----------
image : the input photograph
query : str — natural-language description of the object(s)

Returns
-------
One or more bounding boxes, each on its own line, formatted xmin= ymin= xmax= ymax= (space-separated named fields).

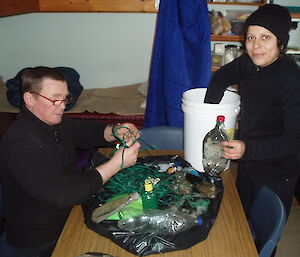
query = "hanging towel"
xmin=144 ymin=0 xmax=211 ymax=127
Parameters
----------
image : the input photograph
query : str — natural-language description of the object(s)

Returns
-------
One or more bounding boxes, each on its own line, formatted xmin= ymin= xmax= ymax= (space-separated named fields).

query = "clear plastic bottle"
xmin=142 ymin=181 xmax=158 ymax=210
xmin=117 ymin=209 xmax=203 ymax=235
xmin=202 ymin=115 xmax=229 ymax=177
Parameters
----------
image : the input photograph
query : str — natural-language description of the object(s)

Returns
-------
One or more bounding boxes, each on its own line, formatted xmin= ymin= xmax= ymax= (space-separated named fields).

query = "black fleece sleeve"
xmin=62 ymin=116 xmax=109 ymax=150
xmin=204 ymin=54 xmax=248 ymax=103
xmin=7 ymin=139 xmax=104 ymax=209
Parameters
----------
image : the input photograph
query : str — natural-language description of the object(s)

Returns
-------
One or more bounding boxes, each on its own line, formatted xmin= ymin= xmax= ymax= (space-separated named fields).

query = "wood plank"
xmin=211 ymin=34 xmax=244 ymax=42
xmin=39 ymin=0 xmax=158 ymax=13
xmin=0 ymin=0 xmax=39 ymax=17
xmin=208 ymin=2 xmax=265 ymax=7
xmin=212 ymin=66 xmax=220 ymax=72
xmin=292 ymin=13 xmax=300 ymax=20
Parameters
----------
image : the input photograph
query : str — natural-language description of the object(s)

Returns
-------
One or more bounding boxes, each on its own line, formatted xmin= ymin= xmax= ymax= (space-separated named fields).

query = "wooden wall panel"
xmin=0 ymin=0 xmax=39 ymax=17
xmin=39 ymin=0 xmax=158 ymax=13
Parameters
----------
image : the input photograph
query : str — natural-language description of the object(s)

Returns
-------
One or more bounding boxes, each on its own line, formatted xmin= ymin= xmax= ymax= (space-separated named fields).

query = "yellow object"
xmin=144 ymin=182 xmax=153 ymax=192
xmin=226 ymin=128 xmax=234 ymax=140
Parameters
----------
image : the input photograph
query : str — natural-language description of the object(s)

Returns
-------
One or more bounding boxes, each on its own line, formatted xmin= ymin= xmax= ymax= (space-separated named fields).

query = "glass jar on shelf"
xmin=223 ymin=45 xmax=243 ymax=65
xmin=223 ymin=45 xmax=238 ymax=65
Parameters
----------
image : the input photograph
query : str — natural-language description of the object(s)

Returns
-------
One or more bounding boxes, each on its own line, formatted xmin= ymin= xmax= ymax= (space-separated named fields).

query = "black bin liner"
xmin=82 ymin=155 xmax=223 ymax=256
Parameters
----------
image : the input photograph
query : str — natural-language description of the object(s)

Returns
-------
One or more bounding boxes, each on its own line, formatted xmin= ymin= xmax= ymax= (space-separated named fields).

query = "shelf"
xmin=291 ymin=13 xmax=300 ymax=20
xmin=212 ymin=66 xmax=221 ymax=72
xmin=207 ymin=1 xmax=265 ymax=6
xmin=211 ymin=34 xmax=243 ymax=41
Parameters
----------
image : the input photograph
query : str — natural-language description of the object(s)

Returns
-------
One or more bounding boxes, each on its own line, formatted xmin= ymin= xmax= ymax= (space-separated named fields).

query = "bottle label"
xmin=226 ymin=128 xmax=234 ymax=140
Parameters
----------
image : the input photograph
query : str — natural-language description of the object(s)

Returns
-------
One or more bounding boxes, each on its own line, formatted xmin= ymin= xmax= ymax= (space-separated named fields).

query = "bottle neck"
xmin=216 ymin=120 xmax=224 ymax=129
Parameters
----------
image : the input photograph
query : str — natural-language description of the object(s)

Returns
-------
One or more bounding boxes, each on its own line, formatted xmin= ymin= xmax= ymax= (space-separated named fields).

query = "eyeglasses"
xmin=30 ymin=92 xmax=72 ymax=106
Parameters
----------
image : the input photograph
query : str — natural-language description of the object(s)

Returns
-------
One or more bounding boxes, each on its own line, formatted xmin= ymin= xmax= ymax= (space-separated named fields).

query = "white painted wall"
xmin=275 ymin=0 xmax=300 ymax=49
xmin=275 ymin=0 xmax=299 ymax=5
xmin=0 ymin=13 xmax=157 ymax=89
xmin=0 ymin=2 xmax=298 ymax=89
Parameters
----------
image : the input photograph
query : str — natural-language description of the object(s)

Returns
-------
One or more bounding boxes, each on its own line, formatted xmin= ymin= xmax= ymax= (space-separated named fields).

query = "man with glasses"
xmin=0 ymin=66 xmax=141 ymax=257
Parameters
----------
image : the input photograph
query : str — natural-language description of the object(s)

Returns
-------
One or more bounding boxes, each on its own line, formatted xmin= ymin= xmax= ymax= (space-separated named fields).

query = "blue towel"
xmin=144 ymin=0 xmax=211 ymax=127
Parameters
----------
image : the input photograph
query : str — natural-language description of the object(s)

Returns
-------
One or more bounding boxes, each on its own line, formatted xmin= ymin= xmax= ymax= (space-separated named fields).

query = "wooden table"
xmin=51 ymin=149 xmax=258 ymax=257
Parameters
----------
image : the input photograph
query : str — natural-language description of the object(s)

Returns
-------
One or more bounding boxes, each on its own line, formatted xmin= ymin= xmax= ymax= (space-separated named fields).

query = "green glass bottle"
xmin=142 ymin=182 xmax=158 ymax=210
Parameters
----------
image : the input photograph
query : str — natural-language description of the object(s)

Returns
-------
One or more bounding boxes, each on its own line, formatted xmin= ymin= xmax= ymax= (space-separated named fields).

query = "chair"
xmin=248 ymin=186 xmax=286 ymax=257
xmin=139 ymin=126 xmax=183 ymax=150
xmin=0 ymin=185 xmax=20 ymax=257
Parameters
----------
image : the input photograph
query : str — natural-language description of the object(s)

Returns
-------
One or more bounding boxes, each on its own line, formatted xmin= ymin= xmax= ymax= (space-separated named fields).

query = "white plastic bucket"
xmin=182 ymin=88 xmax=240 ymax=172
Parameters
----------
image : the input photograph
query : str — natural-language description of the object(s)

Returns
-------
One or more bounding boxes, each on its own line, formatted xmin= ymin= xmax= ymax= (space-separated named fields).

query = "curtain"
xmin=144 ymin=0 xmax=211 ymax=127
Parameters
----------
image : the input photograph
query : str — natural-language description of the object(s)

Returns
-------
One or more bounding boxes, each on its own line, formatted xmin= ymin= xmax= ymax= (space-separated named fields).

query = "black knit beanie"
xmin=243 ymin=4 xmax=291 ymax=48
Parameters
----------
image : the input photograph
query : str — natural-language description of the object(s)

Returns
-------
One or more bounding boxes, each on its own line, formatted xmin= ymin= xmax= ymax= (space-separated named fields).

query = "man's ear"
xmin=23 ymin=92 xmax=34 ymax=106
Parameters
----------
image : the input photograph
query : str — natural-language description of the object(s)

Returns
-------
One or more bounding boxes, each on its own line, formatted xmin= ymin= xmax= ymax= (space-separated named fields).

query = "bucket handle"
xmin=226 ymin=88 xmax=239 ymax=94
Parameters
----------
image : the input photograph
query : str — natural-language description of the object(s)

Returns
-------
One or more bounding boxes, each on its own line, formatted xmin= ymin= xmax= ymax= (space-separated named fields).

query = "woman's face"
xmin=245 ymin=25 xmax=280 ymax=67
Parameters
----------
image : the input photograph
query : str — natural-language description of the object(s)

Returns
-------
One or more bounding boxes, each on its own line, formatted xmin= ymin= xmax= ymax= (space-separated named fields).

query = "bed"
xmin=0 ymin=77 xmax=146 ymax=137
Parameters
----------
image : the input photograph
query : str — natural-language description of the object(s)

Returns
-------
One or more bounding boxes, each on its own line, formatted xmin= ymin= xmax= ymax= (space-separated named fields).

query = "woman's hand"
xmin=221 ymin=140 xmax=245 ymax=160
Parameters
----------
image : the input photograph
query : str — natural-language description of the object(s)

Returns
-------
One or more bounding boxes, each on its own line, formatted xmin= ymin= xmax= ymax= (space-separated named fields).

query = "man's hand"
xmin=221 ymin=140 xmax=245 ymax=160
xmin=104 ymin=123 xmax=140 ymax=143
xmin=112 ymin=138 xmax=141 ymax=167
xmin=95 ymin=139 xmax=141 ymax=183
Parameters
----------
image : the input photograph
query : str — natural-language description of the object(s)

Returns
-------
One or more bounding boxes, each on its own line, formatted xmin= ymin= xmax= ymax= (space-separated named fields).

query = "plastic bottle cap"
xmin=217 ymin=115 xmax=225 ymax=122
xmin=197 ymin=217 xmax=203 ymax=226
xmin=144 ymin=182 xmax=153 ymax=192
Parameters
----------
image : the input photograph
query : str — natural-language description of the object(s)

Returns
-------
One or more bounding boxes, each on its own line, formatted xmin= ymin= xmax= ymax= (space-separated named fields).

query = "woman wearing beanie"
xmin=205 ymin=4 xmax=300 ymax=218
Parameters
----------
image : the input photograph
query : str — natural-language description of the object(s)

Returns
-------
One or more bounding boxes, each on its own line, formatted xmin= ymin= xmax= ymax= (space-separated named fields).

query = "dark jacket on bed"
xmin=204 ymin=54 xmax=300 ymax=179
xmin=0 ymin=107 xmax=107 ymax=247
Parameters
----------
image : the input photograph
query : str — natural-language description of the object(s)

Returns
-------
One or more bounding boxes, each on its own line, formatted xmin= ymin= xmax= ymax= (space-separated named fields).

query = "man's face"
xmin=30 ymin=78 xmax=69 ymax=126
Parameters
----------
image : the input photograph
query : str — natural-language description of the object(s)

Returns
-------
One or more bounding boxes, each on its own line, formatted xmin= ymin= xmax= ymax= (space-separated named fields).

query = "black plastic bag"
xmin=82 ymin=155 xmax=223 ymax=256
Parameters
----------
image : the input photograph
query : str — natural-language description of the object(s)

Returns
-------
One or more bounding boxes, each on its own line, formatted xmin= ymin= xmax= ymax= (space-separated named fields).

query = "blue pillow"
xmin=6 ymin=67 xmax=83 ymax=111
